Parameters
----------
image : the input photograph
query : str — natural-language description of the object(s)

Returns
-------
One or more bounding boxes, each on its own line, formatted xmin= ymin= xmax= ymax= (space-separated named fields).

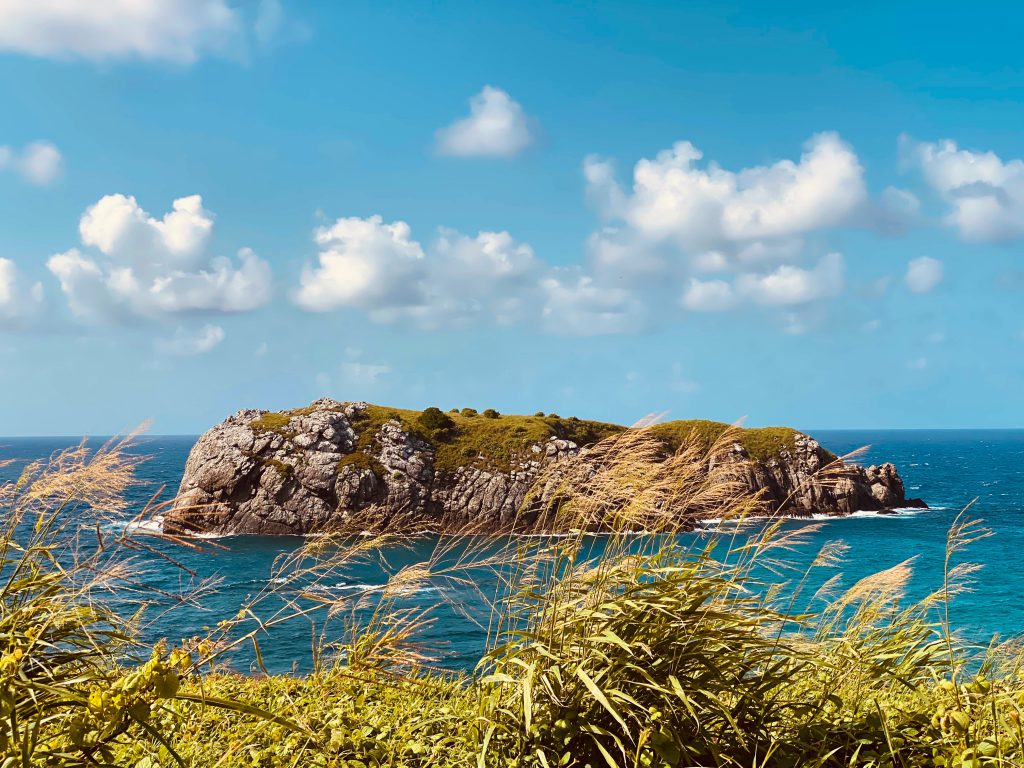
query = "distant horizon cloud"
xmin=435 ymin=86 xmax=535 ymax=157
xmin=0 ymin=140 xmax=62 ymax=185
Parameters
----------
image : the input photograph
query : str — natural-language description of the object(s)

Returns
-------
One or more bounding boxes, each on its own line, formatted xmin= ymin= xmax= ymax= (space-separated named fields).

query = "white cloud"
xmin=340 ymin=361 xmax=391 ymax=385
xmin=587 ymin=132 xmax=866 ymax=253
xmin=681 ymin=278 xmax=735 ymax=312
xmin=873 ymin=186 xmax=921 ymax=234
xmin=905 ymin=137 xmax=1024 ymax=242
xmin=0 ymin=257 xmax=44 ymax=323
xmin=294 ymin=215 xmax=426 ymax=313
xmin=681 ymin=253 xmax=844 ymax=311
xmin=295 ymin=135 xmax=868 ymax=335
xmin=253 ymin=0 xmax=309 ymax=47
xmin=435 ymin=86 xmax=535 ymax=158
xmin=539 ymin=270 xmax=645 ymax=336
xmin=47 ymin=193 xmax=271 ymax=322
xmin=578 ymin=134 xmax=865 ymax=327
xmin=736 ymin=252 xmax=844 ymax=306
xmin=156 ymin=324 xmax=225 ymax=356
xmin=0 ymin=140 xmax=62 ymax=185
xmin=295 ymin=215 xmax=544 ymax=329
xmin=0 ymin=0 xmax=246 ymax=63
xmin=905 ymin=256 xmax=943 ymax=293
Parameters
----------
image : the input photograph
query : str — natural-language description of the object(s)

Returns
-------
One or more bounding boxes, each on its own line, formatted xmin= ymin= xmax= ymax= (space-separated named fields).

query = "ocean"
xmin=1 ymin=430 xmax=1021 ymax=673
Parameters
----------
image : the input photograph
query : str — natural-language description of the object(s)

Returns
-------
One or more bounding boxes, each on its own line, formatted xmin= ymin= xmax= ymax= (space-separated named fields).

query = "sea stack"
xmin=163 ymin=399 xmax=924 ymax=536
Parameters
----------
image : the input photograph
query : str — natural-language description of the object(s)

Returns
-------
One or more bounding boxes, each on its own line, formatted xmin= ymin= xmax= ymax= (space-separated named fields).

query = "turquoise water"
xmin=1 ymin=431 xmax=1021 ymax=673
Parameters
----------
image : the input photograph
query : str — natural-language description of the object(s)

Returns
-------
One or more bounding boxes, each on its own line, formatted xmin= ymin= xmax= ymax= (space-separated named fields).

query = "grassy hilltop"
xmin=249 ymin=401 xmax=808 ymax=473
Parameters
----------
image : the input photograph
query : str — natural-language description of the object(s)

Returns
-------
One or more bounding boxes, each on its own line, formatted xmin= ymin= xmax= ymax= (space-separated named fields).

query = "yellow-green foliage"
xmin=9 ymin=429 xmax=1024 ymax=768
xmin=120 ymin=670 xmax=478 ymax=767
xmin=250 ymin=411 xmax=298 ymax=436
xmin=649 ymin=419 xmax=799 ymax=460
xmin=252 ymin=402 xmax=833 ymax=475
xmin=321 ymin=403 xmax=624 ymax=473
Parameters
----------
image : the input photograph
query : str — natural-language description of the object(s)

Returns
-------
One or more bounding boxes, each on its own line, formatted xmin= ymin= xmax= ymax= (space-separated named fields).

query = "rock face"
xmin=163 ymin=400 xmax=924 ymax=536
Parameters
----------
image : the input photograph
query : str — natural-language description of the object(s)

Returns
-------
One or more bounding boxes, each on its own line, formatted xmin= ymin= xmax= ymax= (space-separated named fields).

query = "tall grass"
xmin=3 ymin=427 xmax=1023 ymax=767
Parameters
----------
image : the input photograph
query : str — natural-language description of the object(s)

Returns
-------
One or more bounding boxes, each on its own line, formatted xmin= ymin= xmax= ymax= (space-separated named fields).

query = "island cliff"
xmin=163 ymin=399 xmax=925 ymax=536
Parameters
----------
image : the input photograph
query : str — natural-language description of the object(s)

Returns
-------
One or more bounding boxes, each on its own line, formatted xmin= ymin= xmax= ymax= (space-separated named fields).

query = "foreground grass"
xmin=120 ymin=670 xmax=478 ymax=767
xmin=4 ymin=428 xmax=1024 ymax=767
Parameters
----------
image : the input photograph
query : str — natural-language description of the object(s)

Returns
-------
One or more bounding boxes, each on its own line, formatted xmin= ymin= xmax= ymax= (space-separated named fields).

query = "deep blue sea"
xmin=1 ymin=431 xmax=1021 ymax=673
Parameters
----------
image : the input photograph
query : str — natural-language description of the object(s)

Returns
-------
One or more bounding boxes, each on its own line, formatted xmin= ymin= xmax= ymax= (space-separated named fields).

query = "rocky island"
xmin=163 ymin=399 xmax=926 ymax=536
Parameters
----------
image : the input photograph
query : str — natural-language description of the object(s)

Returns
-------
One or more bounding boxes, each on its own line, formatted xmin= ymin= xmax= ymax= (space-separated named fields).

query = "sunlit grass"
xmin=2 ymin=425 xmax=1022 ymax=767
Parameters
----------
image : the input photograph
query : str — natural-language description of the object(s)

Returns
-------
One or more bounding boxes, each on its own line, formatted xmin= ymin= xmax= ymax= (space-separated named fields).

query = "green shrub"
xmin=482 ymin=408 xmax=500 ymax=419
xmin=460 ymin=407 xmax=478 ymax=417
xmin=418 ymin=406 xmax=455 ymax=434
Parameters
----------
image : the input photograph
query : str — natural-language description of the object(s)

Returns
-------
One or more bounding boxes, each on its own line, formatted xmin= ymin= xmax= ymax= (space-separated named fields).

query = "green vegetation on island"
xmin=250 ymin=401 xmax=814 ymax=474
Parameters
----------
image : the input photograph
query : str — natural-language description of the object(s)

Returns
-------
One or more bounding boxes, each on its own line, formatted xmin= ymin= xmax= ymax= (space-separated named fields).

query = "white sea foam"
xmin=122 ymin=517 xmax=164 ymax=535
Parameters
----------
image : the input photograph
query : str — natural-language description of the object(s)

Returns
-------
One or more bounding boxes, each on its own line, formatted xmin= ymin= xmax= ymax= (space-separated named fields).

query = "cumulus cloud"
xmin=155 ymin=324 xmax=225 ymax=356
xmin=294 ymin=216 xmax=427 ymax=313
xmin=47 ymin=193 xmax=271 ymax=322
xmin=681 ymin=253 xmax=844 ymax=311
xmin=736 ymin=252 xmax=844 ymax=306
xmin=0 ymin=141 xmax=62 ymax=185
xmin=435 ymin=86 xmax=535 ymax=158
xmin=586 ymin=132 xmax=866 ymax=253
xmin=0 ymin=0 xmax=246 ymax=63
xmin=680 ymin=278 xmax=735 ymax=312
xmin=871 ymin=186 xmax=921 ymax=235
xmin=294 ymin=215 xmax=545 ymax=329
xmin=539 ymin=270 xmax=646 ymax=335
xmin=295 ymin=135 xmax=872 ymax=334
xmin=905 ymin=256 xmax=943 ymax=293
xmin=0 ymin=257 xmax=44 ymax=323
xmin=904 ymin=137 xmax=1024 ymax=242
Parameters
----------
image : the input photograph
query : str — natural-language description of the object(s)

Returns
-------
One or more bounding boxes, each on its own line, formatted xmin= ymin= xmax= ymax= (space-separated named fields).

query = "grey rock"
xmin=164 ymin=401 xmax=923 ymax=536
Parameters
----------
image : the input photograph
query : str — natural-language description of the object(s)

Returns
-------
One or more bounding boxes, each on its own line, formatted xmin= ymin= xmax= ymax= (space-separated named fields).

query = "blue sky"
xmin=1 ymin=0 xmax=1023 ymax=435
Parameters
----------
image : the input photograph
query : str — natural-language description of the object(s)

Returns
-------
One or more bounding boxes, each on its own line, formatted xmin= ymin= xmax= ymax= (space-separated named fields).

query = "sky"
xmin=1 ymin=0 xmax=1024 ymax=435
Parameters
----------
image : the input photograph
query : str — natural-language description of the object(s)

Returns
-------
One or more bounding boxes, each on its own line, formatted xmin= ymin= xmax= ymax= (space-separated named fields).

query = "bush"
xmin=460 ymin=407 xmax=478 ymax=417
xmin=418 ymin=406 xmax=455 ymax=433
xmin=546 ymin=412 xmax=559 ymax=419
xmin=482 ymin=408 xmax=500 ymax=419
xmin=533 ymin=411 xmax=545 ymax=417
